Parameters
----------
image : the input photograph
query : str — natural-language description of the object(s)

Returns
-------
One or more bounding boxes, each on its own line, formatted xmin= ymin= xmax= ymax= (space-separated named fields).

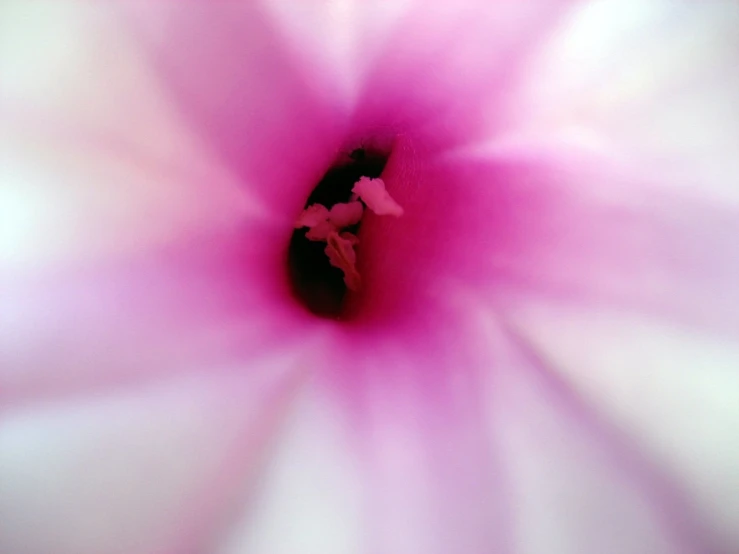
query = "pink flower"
xmin=2 ymin=1 xmax=739 ymax=553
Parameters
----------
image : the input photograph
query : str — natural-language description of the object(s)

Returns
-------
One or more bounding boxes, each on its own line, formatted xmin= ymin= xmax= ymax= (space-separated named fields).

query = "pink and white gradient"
xmin=2 ymin=1 xmax=739 ymax=553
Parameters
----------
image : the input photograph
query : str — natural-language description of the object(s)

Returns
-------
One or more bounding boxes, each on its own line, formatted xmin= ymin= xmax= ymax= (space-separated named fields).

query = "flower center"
xmin=287 ymin=148 xmax=402 ymax=319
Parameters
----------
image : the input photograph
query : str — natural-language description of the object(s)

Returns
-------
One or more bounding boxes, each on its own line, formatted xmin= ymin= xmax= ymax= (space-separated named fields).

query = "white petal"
xmin=0 ymin=367 xmax=304 ymax=554
xmin=502 ymin=301 xmax=739 ymax=552
xmin=0 ymin=2 xmax=262 ymax=274
xmin=502 ymin=0 xmax=739 ymax=202
xmin=212 ymin=375 xmax=363 ymax=554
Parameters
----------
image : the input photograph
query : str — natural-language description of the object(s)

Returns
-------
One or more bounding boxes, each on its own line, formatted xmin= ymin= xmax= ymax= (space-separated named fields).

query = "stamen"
xmin=305 ymin=220 xmax=335 ymax=241
xmin=325 ymin=231 xmax=361 ymax=291
xmin=293 ymin=175 xmax=403 ymax=292
xmin=352 ymin=177 xmax=404 ymax=217
xmin=329 ymin=201 xmax=364 ymax=227
xmin=339 ymin=232 xmax=359 ymax=246
xmin=295 ymin=204 xmax=330 ymax=228
xmin=286 ymin=147 xmax=392 ymax=318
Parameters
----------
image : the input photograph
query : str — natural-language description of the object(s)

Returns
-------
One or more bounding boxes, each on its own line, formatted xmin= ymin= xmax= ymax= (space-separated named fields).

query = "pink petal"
xmin=3 ymin=1 xmax=739 ymax=554
xmin=2 ymin=224 xmax=312 ymax=407
xmin=120 ymin=1 xmax=348 ymax=220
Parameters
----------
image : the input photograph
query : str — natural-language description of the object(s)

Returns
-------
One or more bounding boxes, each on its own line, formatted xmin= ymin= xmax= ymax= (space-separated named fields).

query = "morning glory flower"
xmin=1 ymin=1 xmax=738 ymax=554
